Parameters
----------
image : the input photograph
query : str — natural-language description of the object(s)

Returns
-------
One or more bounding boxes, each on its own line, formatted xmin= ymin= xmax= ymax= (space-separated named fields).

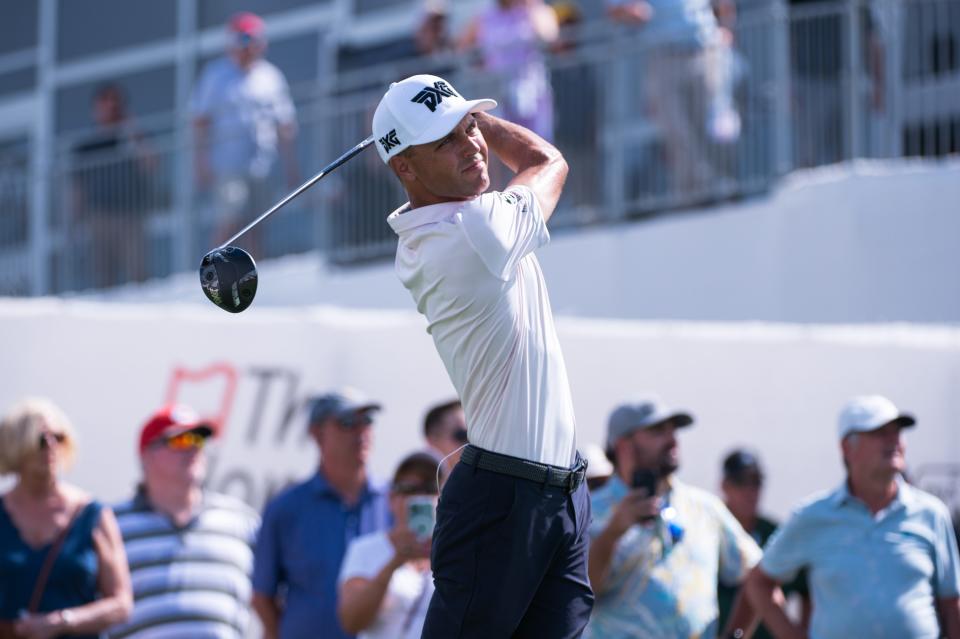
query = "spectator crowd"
xmin=1 ymin=389 xmax=957 ymax=638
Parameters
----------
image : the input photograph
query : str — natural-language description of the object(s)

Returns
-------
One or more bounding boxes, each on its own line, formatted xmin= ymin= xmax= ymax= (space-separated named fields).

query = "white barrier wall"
xmin=2 ymin=299 xmax=958 ymax=520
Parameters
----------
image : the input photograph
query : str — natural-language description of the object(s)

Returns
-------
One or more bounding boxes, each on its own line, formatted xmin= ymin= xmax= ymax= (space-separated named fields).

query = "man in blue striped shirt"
xmin=746 ymin=395 xmax=960 ymax=639
xmin=108 ymin=404 xmax=260 ymax=639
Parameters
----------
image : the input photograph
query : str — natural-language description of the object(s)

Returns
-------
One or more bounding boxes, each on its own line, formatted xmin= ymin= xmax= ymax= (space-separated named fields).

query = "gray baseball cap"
xmin=308 ymin=387 xmax=381 ymax=426
xmin=606 ymin=398 xmax=693 ymax=448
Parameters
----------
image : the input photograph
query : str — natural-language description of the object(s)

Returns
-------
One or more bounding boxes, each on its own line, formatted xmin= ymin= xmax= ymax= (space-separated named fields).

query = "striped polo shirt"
xmin=108 ymin=488 xmax=260 ymax=639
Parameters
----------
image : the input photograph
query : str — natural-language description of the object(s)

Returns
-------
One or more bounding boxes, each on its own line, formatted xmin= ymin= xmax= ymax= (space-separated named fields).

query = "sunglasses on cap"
xmin=153 ymin=430 xmax=209 ymax=451
xmin=233 ymin=32 xmax=263 ymax=48
xmin=392 ymin=481 xmax=438 ymax=496
xmin=38 ymin=432 xmax=67 ymax=450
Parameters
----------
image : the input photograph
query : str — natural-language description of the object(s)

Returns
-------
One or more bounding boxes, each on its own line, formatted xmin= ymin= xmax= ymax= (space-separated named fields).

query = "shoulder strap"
xmin=27 ymin=503 xmax=86 ymax=614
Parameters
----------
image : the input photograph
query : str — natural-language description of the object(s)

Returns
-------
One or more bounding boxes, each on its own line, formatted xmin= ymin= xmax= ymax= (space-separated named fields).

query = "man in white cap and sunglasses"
xmin=746 ymin=395 xmax=960 ymax=639
xmin=373 ymin=75 xmax=591 ymax=637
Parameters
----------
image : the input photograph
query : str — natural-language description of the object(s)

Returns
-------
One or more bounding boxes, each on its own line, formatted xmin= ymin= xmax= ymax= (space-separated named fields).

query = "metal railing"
xmin=0 ymin=0 xmax=957 ymax=295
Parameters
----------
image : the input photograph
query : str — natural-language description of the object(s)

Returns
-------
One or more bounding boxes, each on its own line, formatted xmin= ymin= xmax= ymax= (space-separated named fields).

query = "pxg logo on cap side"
xmin=379 ymin=129 xmax=401 ymax=153
xmin=411 ymin=80 xmax=459 ymax=113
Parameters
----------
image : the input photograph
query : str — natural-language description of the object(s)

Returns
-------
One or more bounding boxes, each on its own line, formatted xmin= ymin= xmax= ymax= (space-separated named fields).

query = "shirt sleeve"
xmin=716 ymin=501 xmax=763 ymax=586
xmin=190 ymin=64 xmax=215 ymax=118
xmin=933 ymin=504 xmax=960 ymax=598
xmin=251 ymin=498 xmax=284 ymax=596
xmin=759 ymin=508 xmax=811 ymax=584
xmin=459 ymin=185 xmax=550 ymax=281
xmin=269 ymin=65 xmax=297 ymax=127
xmin=338 ymin=534 xmax=392 ymax=585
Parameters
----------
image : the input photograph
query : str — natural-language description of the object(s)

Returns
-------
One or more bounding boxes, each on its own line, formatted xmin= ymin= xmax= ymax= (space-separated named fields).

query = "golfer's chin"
xmin=463 ymin=170 xmax=490 ymax=198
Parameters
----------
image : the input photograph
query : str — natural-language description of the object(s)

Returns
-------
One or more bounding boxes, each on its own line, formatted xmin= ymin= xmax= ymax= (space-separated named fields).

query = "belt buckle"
xmin=565 ymin=469 xmax=578 ymax=493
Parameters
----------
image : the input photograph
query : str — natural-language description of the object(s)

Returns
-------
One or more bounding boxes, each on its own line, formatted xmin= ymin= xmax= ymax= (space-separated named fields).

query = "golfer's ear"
xmin=389 ymin=154 xmax=415 ymax=183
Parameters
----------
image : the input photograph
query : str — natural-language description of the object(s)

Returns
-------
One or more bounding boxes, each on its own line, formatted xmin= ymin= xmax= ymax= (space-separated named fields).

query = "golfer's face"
xmin=408 ymin=115 xmax=490 ymax=201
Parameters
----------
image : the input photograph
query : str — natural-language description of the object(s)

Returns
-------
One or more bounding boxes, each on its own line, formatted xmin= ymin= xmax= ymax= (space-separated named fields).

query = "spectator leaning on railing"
xmin=745 ymin=395 xmax=960 ymax=639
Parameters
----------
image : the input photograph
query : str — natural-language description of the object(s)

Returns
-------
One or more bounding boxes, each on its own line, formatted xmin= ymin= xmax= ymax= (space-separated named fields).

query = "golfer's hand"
xmin=388 ymin=527 xmax=431 ymax=564
xmin=606 ymin=490 xmax=661 ymax=538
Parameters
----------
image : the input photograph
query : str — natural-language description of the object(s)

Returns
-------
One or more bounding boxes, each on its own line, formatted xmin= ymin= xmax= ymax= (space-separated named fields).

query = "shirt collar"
xmin=386 ymin=199 xmax=467 ymax=234
xmin=831 ymin=474 xmax=911 ymax=508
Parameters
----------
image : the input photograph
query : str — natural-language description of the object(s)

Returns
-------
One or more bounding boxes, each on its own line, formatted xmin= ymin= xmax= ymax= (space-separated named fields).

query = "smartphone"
xmin=631 ymin=468 xmax=658 ymax=497
xmin=406 ymin=496 xmax=436 ymax=541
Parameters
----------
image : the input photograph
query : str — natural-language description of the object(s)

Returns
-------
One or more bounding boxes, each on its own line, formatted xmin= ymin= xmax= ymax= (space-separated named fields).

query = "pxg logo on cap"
xmin=372 ymin=74 xmax=497 ymax=164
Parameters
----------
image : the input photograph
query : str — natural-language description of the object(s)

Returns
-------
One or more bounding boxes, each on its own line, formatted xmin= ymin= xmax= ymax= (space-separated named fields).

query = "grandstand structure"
xmin=0 ymin=0 xmax=957 ymax=298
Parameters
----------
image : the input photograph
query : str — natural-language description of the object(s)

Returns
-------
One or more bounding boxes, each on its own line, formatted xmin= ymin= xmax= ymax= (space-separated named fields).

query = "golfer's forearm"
xmin=475 ymin=112 xmax=567 ymax=220
xmin=476 ymin=112 xmax=559 ymax=175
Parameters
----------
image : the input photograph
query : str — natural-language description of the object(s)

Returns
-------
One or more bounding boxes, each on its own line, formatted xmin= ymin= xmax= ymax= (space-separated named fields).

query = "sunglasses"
xmin=234 ymin=32 xmax=263 ymax=49
xmin=338 ymin=413 xmax=373 ymax=428
xmin=156 ymin=430 xmax=208 ymax=451
xmin=38 ymin=432 xmax=67 ymax=450
xmin=392 ymin=481 xmax=438 ymax=496
xmin=452 ymin=428 xmax=469 ymax=444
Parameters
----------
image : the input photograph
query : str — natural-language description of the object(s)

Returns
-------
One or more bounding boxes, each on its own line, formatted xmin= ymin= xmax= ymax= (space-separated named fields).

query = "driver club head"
xmin=199 ymin=246 xmax=258 ymax=313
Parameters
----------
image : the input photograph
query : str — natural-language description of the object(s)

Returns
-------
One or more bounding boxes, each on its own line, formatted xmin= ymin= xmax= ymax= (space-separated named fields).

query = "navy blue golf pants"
xmin=421 ymin=458 xmax=594 ymax=638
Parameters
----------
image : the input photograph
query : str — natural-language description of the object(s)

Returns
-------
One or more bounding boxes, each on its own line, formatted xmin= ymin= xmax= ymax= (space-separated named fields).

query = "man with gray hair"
xmin=746 ymin=395 xmax=960 ymax=639
xmin=586 ymin=398 xmax=761 ymax=639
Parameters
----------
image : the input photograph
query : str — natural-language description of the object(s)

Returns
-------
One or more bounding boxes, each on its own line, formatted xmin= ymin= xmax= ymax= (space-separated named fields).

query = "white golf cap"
xmin=837 ymin=395 xmax=916 ymax=440
xmin=372 ymin=74 xmax=497 ymax=164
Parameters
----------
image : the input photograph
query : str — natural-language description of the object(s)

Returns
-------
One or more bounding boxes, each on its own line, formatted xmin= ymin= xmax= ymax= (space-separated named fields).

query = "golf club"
xmin=199 ymin=135 xmax=375 ymax=313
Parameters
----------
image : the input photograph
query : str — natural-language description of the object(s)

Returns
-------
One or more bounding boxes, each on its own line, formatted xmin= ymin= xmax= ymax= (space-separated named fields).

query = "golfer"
xmin=374 ymin=74 xmax=592 ymax=638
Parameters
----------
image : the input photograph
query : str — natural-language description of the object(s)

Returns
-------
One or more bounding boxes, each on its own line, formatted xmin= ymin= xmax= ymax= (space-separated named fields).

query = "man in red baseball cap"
xmin=107 ymin=405 xmax=260 ymax=639
xmin=191 ymin=10 xmax=299 ymax=255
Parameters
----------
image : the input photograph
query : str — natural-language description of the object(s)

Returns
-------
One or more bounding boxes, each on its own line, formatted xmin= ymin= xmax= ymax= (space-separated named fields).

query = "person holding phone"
xmin=586 ymin=398 xmax=762 ymax=639
xmin=337 ymin=452 xmax=442 ymax=639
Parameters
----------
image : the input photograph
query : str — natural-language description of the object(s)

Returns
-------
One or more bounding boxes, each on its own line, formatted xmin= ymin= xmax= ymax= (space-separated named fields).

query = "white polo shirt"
xmin=387 ymin=185 xmax=576 ymax=467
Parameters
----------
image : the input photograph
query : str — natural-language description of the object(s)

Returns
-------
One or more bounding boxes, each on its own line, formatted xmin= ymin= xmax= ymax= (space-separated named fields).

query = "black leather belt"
xmin=460 ymin=445 xmax=587 ymax=493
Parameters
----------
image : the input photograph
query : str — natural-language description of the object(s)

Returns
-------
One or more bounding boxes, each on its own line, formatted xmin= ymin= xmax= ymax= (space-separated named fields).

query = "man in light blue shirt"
xmin=746 ymin=395 xmax=960 ymax=639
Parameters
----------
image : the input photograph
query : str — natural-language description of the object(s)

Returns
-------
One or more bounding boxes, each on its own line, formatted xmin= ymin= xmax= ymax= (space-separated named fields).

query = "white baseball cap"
xmin=372 ymin=74 xmax=497 ymax=164
xmin=837 ymin=395 xmax=915 ymax=440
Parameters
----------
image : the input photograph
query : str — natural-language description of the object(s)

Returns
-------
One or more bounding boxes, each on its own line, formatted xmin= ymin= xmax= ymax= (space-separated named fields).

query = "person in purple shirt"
xmin=460 ymin=0 xmax=559 ymax=140
xmin=252 ymin=388 xmax=391 ymax=639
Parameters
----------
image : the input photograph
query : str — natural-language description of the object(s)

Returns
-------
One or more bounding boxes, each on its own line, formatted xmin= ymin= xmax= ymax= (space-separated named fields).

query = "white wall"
xmin=95 ymin=159 xmax=960 ymax=324
xmin=2 ymin=300 xmax=958 ymax=521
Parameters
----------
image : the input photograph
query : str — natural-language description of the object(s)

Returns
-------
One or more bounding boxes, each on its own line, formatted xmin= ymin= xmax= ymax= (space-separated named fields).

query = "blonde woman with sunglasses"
xmin=0 ymin=397 xmax=132 ymax=639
